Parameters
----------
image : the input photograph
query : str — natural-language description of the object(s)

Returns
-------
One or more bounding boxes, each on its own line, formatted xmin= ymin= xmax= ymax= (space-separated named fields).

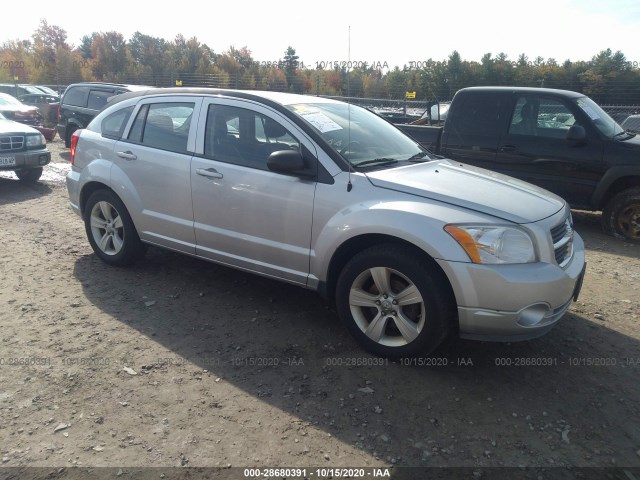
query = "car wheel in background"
xmin=65 ymin=126 xmax=77 ymax=148
xmin=602 ymin=187 xmax=640 ymax=242
xmin=15 ymin=167 xmax=43 ymax=182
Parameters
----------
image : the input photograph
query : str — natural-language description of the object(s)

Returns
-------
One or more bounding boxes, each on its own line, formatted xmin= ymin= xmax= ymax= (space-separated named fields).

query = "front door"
xmin=495 ymin=95 xmax=604 ymax=207
xmin=190 ymin=99 xmax=317 ymax=285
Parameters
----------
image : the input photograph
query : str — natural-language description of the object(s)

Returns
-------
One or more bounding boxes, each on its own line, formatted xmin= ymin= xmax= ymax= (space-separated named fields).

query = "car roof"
xmin=65 ymin=82 xmax=153 ymax=90
xmin=109 ymin=87 xmax=344 ymax=107
xmin=458 ymin=86 xmax=585 ymax=99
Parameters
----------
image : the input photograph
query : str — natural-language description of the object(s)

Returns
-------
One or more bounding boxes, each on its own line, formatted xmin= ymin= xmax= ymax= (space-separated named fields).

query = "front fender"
xmin=310 ymin=175 xmax=500 ymax=283
xmin=591 ymin=165 xmax=640 ymax=208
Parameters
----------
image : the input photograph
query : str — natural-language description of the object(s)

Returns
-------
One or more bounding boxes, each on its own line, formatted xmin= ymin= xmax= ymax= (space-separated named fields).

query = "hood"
xmin=0 ymin=105 xmax=38 ymax=114
xmin=0 ymin=117 xmax=40 ymax=135
xmin=365 ymin=159 xmax=565 ymax=224
xmin=617 ymin=132 xmax=640 ymax=148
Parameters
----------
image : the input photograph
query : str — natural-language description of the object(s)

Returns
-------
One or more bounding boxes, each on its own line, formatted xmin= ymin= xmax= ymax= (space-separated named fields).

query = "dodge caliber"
xmin=66 ymin=88 xmax=586 ymax=358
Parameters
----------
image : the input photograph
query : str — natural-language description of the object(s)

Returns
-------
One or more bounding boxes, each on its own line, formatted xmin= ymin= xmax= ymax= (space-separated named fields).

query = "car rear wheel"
xmin=602 ymin=188 xmax=640 ymax=242
xmin=65 ymin=126 xmax=77 ymax=148
xmin=84 ymin=190 xmax=146 ymax=266
xmin=15 ymin=167 xmax=43 ymax=183
xmin=335 ymin=244 xmax=455 ymax=358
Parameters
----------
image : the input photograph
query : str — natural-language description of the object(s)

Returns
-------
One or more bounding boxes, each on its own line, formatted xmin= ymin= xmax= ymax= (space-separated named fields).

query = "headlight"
xmin=26 ymin=133 xmax=45 ymax=148
xmin=444 ymin=224 xmax=536 ymax=264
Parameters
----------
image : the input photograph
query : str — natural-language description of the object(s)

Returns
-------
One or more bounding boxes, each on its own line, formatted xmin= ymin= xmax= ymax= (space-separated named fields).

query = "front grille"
xmin=0 ymin=135 xmax=24 ymax=152
xmin=551 ymin=217 xmax=574 ymax=268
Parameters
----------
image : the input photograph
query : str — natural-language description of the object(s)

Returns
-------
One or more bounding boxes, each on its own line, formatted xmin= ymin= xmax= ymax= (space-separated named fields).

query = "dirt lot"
xmin=0 ymin=138 xmax=639 ymax=478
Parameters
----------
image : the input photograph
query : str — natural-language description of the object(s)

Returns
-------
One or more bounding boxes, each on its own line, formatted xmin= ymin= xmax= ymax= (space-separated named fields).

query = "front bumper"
xmin=0 ymin=149 xmax=50 ymax=171
xmin=437 ymin=233 xmax=586 ymax=341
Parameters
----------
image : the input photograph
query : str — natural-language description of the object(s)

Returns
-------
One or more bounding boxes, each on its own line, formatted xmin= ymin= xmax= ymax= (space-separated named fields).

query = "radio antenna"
xmin=347 ymin=25 xmax=353 ymax=192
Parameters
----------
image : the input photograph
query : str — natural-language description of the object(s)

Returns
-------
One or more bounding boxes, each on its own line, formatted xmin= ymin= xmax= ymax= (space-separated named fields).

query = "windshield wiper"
xmin=406 ymin=151 xmax=442 ymax=162
xmin=614 ymin=130 xmax=633 ymax=138
xmin=353 ymin=158 xmax=399 ymax=168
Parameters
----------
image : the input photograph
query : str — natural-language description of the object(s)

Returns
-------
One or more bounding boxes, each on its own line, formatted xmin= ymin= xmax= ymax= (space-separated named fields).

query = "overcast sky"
xmin=3 ymin=0 xmax=639 ymax=70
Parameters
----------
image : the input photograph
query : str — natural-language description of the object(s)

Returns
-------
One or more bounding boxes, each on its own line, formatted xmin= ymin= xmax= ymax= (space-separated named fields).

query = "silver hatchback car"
xmin=66 ymin=88 xmax=586 ymax=358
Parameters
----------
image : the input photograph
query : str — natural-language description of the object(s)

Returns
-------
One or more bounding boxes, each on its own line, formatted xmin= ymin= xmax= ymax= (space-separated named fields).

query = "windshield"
xmin=286 ymin=102 xmax=424 ymax=168
xmin=574 ymin=96 xmax=624 ymax=138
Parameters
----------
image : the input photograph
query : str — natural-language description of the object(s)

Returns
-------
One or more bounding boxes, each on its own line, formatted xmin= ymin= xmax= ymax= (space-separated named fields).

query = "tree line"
xmin=1 ymin=20 xmax=640 ymax=104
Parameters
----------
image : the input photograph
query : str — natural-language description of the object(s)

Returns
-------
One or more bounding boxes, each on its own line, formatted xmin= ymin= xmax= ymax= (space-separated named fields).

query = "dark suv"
xmin=57 ymin=82 xmax=149 ymax=146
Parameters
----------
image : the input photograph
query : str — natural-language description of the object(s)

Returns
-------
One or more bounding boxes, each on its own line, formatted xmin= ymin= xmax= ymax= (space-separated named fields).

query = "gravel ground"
xmin=0 ymin=137 xmax=639 ymax=479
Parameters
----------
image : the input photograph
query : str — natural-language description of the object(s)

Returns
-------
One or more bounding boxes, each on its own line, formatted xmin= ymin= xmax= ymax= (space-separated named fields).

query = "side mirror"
xmin=267 ymin=150 xmax=314 ymax=178
xmin=566 ymin=125 xmax=587 ymax=145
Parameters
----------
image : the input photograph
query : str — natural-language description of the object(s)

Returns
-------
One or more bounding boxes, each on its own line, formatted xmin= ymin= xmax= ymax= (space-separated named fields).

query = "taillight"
xmin=70 ymin=130 xmax=81 ymax=165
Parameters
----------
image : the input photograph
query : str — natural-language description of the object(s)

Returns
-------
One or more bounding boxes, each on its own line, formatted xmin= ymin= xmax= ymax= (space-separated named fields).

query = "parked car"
xmin=33 ymin=85 xmax=61 ymax=96
xmin=396 ymin=87 xmax=640 ymax=242
xmin=373 ymin=109 xmax=421 ymax=124
xmin=0 ymin=112 xmax=51 ymax=182
xmin=621 ymin=114 xmax=640 ymax=134
xmin=411 ymin=102 xmax=451 ymax=125
xmin=17 ymin=93 xmax=59 ymax=140
xmin=0 ymin=92 xmax=57 ymax=140
xmin=57 ymin=82 xmax=150 ymax=147
xmin=66 ymin=88 xmax=585 ymax=358
xmin=0 ymin=83 xmax=43 ymax=98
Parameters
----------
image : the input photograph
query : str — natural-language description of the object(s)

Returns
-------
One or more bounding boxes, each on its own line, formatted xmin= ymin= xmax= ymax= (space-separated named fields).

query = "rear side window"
xmin=63 ymin=86 xmax=89 ymax=107
xmin=127 ymin=102 xmax=194 ymax=154
xmin=101 ymin=106 xmax=134 ymax=139
xmin=87 ymin=90 xmax=115 ymax=110
xmin=451 ymin=93 xmax=502 ymax=136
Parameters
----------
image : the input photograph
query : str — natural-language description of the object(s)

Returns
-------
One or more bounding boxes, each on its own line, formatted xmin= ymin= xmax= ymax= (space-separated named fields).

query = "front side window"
xmin=87 ymin=90 xmax=115 ymax=110
xmin=204 ymin=104 xmax=300 ymax=170
xmin=127 ymin=102 xmax=194 ymax=153
xmin=509 ymin=96 xmax=576 ymax=138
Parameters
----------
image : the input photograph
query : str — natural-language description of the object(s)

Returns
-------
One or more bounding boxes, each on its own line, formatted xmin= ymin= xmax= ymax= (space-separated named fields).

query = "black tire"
xmin=15 ymin=167 xmax=43 ymax=183
xmin=65 ymin=126 xmax=77 ymax=148
xmin=83 ymin=190 xmax=146 ymax=266
xmin=335 ymin=244 xmax=455 ymax=358
xmin=601 ymin=188 xmax=640 ymax=242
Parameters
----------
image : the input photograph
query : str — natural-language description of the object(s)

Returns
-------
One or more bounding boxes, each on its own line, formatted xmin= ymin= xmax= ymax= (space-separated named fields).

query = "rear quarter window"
xmin=63 ymin=87 xmax=89 ymax=107
xmin=101 ymin=106 xmax=134 ymax=139
xmin=452 ymin=93 xmax=502 ymax=136
xmin=87 ymin=90 xmax=115 ymax=110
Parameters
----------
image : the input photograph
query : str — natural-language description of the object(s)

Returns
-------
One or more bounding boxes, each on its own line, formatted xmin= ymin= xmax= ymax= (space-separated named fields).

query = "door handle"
xmin=196 ymin=168 xmax=223 ymax=179
xmin=499 ymin=144 xmax=516 ymax=152
xmin=117 ymin=151 xmax=137 ymax=161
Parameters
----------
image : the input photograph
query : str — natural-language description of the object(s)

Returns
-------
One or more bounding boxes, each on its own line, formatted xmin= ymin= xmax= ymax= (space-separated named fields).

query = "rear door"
xmin=190 ymin=98 xmax=317 ymax=285
xmin=440 ymin=91 xmax=504 ymax=167
xmin=112 ymin=95 xmax=201 ymax=253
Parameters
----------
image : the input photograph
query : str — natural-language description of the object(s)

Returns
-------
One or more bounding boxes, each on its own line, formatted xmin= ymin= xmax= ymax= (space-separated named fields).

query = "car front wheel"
xmin=602 ymin=188 xmax=640 ymax=242
xmin=336 ymin=244 xmax=455 ymax=358
xmin=84 ymin=190 xmax=146 ymax=266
